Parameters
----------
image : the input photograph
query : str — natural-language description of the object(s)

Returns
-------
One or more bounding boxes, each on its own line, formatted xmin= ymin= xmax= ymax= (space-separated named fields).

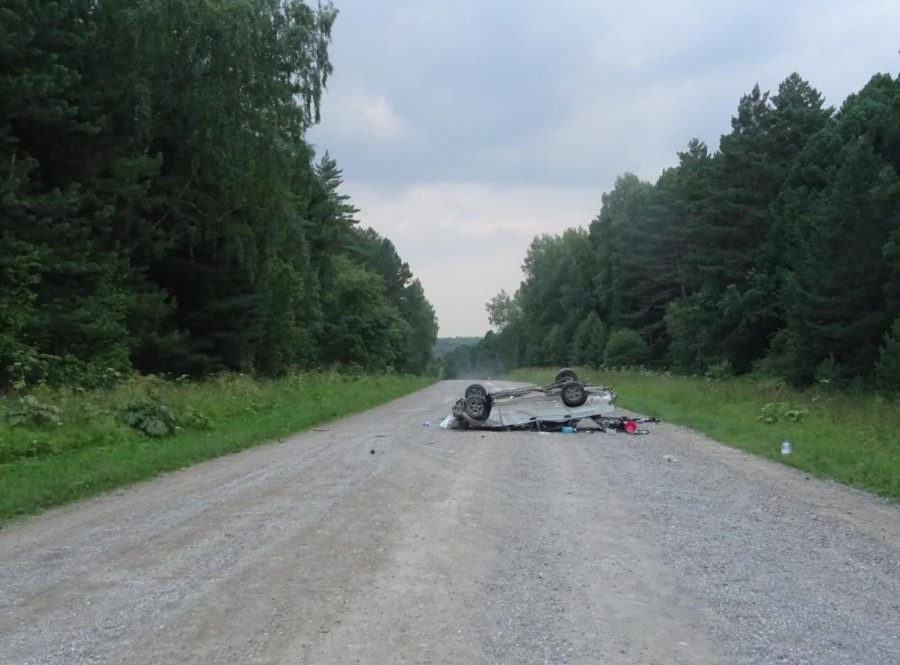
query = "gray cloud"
xmin=308 ymin=0 xmax=900 ymax=335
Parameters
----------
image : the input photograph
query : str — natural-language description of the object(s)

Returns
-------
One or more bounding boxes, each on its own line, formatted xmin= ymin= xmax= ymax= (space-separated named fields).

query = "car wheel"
xmin=555 ymin=368 xmax=578 ymax=383
xmin=465 ymin=383 xmax=487 ymax=399
xmin=561 ymin=381 xmax=587 ymax=407
xmin=464 ymin=395 xmax=491 ymax=421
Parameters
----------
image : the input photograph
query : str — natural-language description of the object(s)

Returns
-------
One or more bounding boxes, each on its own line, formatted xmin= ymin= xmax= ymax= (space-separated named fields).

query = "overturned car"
xmin=445 ymin=369 xmax=657 ymax=433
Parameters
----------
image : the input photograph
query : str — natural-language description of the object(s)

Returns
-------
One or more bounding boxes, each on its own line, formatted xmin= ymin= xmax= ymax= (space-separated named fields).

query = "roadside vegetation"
xmin=508 ymin=367 xmax=900 ymax=501
xmin=1 ymin=3 xmax=441 ymax=525
xmin=2 ymin=1 xmax=437 ymax=389
xmin=445 ymin=72 xmax=900 ymax=390
xmin=0 ymin=372 xmax=431 ymax=525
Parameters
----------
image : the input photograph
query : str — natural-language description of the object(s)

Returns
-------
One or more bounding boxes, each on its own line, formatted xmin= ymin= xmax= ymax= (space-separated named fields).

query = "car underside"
xmin=443 ymin=369 xmax=658 ymax=434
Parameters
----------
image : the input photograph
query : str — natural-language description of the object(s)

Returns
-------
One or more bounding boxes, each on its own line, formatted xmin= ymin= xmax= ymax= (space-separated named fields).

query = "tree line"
xmin=1 ymin=0 xmax=437 ymax=388
xmin=447 ymin=72 xmax=900 ymax=388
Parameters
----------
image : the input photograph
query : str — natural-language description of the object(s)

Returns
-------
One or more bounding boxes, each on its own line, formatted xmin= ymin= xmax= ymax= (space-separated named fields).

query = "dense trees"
xmin=1 ymin=1 xmax=437 ymax=387
xmin=469 ymin=72 xmax=900 ymax=387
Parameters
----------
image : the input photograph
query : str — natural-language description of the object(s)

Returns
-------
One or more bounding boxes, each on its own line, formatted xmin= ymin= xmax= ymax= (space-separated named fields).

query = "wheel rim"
xmin=561 ymin=382 xmax=586 ymax=406
xmin=466 ymin=396 xmax=486 ymax=419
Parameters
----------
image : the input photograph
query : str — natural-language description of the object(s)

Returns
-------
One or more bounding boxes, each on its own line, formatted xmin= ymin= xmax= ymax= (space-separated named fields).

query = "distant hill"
xmin=434 ymin=336 xmax=482 ymax=357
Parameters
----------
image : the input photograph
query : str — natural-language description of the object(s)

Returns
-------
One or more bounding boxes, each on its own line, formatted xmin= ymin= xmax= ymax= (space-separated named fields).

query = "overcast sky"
xmin=307 ymin=0 xmax=900 ymax=337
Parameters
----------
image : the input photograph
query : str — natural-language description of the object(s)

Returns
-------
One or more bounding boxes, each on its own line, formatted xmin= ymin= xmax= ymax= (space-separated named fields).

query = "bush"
xmin=6 ymin=395 xmax=62 ymax=427
xmin=116 ymin=398 xmax=177 ymax=437
xmin=875 ymin=316 xmax=900 ymax=392
xmin=603 ymin=329 xmax=651 ymax=368
xmin=757 ymin=401 xmax=808 ymax=424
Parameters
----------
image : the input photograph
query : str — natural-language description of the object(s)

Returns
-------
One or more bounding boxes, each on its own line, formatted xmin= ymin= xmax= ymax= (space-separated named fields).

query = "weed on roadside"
xmin=0 ymin=372 xmax=433 ymax=524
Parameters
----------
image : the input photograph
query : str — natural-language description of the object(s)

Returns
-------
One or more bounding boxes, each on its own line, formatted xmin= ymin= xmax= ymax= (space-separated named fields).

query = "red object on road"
xmin=623 ymin=420 xmax=637 ymax=434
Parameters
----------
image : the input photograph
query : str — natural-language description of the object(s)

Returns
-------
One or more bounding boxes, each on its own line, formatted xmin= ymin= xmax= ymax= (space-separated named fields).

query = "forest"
xmin=448 ymin=72 xmax=900 ymax=389
xmin=0 ymin=0 xmax=438 ymax=390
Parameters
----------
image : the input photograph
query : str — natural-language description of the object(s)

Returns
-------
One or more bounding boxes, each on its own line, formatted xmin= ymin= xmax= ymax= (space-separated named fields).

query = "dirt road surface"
xmin=1 ymin=381 xmax=898 ymax=664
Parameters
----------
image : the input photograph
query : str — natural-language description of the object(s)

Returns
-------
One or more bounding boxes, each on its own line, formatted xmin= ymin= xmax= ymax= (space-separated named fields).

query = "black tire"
xmin=465 ymin=383 xmax=487 ymax=399
xmin=560 ymin=381 xmax=588 ymax=407
xmin=464 ymin=395 xmax=491 ymax=421
xmin=555 ymin=368 xmax=578 ymax=383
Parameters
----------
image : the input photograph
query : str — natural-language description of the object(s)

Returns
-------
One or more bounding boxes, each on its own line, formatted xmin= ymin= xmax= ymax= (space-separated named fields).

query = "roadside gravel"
xmin=609 ymin=420 xmax=900 ymax=665
xmin=0 ymin=381 xmax=897 ymax=664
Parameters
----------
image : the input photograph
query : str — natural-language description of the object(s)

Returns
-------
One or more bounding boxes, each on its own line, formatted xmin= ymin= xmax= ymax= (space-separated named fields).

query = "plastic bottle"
xmin=781 ymin=440 xmax=791 ymax=456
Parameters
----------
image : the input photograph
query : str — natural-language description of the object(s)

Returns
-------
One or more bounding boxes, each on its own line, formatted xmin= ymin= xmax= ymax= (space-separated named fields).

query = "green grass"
xmin=507 ymin=367 xmax=900 ymax=501
xmin=0 ymin=372 xmax=432 ymax=525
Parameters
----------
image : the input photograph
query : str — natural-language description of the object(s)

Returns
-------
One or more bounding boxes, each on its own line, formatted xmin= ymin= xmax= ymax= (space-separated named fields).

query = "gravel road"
xmin=1 ymin=380 xmax=898 ymax=665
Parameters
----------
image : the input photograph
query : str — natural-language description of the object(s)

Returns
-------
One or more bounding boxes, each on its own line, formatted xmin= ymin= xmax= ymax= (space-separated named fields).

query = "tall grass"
xmin=507 ymin=367 xmax=900 ymax=501
xmin=0 ymin=372 xmax=432 ymax=524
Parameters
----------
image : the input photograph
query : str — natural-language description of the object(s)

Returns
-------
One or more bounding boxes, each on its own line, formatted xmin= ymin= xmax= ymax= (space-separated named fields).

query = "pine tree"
xmin=1 ymin=1 xmax=439 ymax=384
xmin=778 ymin=74 xmax=899 ymax=383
